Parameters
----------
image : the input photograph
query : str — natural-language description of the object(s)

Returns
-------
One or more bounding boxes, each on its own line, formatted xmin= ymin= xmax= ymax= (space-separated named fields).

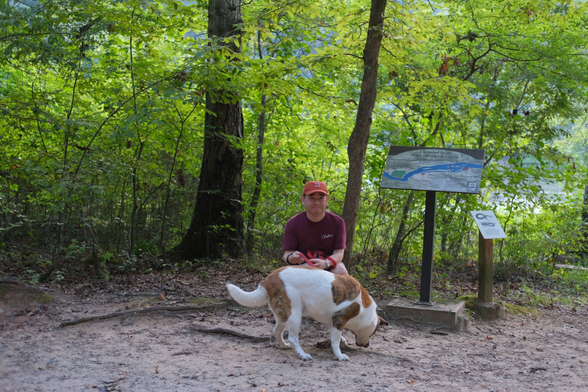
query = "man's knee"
xmin=332 ymin=262 xmax=348 ymax=276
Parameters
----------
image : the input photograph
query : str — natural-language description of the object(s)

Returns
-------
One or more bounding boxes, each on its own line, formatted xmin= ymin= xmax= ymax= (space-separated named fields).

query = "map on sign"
xmin=380 ymin=146 xmax=485 ymax=193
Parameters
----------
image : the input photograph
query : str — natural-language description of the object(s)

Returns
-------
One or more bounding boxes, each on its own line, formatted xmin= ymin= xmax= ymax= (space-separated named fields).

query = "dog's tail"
xmin=226 ymin=283 xmax=268 ymax=307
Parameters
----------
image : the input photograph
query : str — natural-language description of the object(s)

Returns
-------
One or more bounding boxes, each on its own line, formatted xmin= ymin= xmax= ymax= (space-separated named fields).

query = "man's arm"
xmin=283 ymin=249 xmax=345 ymax=271
xmin=311 ymin=249 xmax=343 ymax=269
xmin=329 ymin=249 xmax=344 ymax=264
xmin=301 ymin=249 xmax=345 ymax=270
xmin=326 ymin=249 xmax=348 ymax=275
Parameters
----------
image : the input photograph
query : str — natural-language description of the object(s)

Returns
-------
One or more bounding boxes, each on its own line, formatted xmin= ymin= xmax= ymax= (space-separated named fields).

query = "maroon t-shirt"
xmin=282 ymin=211 xmax=346 ymax=255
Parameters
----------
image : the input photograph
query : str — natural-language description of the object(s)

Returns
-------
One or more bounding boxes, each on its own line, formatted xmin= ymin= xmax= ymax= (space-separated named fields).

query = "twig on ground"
xmin=171 ymin=351 xmax=193 ymax=356
xmin=59 ymin=302 xmax=231 ymax=327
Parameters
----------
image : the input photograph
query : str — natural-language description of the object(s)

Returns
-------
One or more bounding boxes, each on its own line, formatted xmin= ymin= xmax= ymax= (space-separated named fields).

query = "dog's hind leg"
xmin=272 ymin=321 xmax=290 ymax=349
xmin=267 ymin=303 xmax=290 ymax=349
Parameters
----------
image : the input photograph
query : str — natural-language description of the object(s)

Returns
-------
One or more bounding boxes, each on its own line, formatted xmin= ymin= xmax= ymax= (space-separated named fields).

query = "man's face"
xmin=302 ymin=193 xmax=328 ymax=216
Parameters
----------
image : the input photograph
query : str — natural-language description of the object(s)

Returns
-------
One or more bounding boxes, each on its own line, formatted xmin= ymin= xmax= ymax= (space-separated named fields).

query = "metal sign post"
xmin=418 ymin=191 xmax=437 ymax=304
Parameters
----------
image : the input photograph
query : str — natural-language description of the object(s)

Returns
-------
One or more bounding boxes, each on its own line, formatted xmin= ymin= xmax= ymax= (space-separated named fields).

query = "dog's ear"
xmin=378 ymin=316 xmax=389 ymax=326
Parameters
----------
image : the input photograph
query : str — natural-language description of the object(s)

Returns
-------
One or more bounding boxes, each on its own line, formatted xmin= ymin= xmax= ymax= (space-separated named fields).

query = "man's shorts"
xmin=298 ymin=262 xmax=345 ymax=271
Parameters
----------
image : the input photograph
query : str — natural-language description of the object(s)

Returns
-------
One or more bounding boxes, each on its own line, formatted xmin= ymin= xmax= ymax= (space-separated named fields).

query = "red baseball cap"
xmin=303 ymin=181 xmax=328 ymax=196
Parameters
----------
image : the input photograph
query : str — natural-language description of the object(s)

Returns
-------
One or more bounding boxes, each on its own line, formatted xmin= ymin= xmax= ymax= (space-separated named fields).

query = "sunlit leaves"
xmin=0 ymin=0 xmax=587 ymax=264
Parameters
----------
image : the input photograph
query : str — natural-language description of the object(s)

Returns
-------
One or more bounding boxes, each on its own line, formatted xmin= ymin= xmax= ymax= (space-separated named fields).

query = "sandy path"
xmin=1 ymin=284 xmax=587 ymax=391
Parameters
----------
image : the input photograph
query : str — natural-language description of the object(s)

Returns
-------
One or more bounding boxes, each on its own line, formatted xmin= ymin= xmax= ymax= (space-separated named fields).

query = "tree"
xmin=174 ymin=0 xmax=245 ymax=260
xmin=2 ymin=0 xmax=588 ymax=279
xmin=552 ymin=115 xmax=588 ymax=257
xmin=341 ymin=0 xmax=387 ymax=271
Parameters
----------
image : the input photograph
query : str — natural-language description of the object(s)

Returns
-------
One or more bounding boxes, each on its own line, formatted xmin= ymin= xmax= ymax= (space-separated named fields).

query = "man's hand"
xmin=310 ymin=258 xmax=327 ymax=269
xmin=284 ymin=251 xmax=302 ymax=265
xmin=284 ymin=252 xmax=328 ymax=269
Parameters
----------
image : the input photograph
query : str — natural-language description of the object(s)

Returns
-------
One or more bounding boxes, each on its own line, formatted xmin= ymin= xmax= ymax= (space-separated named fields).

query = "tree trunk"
xmin=130 ymin=140 xmax=144 ymax=254
xmin=246 ymin=94 xmax=267 ymax=253
xmin=245 ymin=30 xmax=268 ymax=254
xmin=582 ymin=184 xmax=588 ymax=256
xmin=341 ymin=0 xmax=387 ymax=272
xmin=439 ymin=194 xmax=460 ymax=254
xmin=387 ymin=191 xmax=414 ymax=275
xmin=174 ymin=0 xmax=244 ymax=260
xmin=447 ymin=213 xmax=469 ymax=259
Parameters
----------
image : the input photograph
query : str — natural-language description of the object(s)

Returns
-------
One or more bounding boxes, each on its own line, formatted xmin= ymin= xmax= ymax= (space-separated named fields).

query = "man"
xmin=282 ymin=181 xmax=349 ymax=275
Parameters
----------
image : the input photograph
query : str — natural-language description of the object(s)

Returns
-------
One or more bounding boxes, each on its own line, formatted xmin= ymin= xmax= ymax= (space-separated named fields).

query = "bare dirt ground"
xmin=1 ymin=268 xmax=588 ymax=392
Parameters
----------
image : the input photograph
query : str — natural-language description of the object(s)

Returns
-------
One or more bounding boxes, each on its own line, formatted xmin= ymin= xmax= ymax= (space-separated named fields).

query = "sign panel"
xmin=380 ymin=146 xmax=485 ymax=194
xmin=470 ymin=210 xmax=507 ymax=239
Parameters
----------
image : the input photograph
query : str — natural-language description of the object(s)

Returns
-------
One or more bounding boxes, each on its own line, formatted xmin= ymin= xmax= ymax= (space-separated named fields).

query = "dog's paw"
xmin=336 ymin=354 xmax=349 ymax=361
xmin=278 ymin=343 xmax=292 ymax=350
xmin=299 ymin=353 xmax=313 ymax=361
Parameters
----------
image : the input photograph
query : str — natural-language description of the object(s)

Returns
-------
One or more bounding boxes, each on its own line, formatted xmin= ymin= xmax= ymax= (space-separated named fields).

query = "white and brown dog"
xmin=226 ymin=266 xmax=387 ymax=361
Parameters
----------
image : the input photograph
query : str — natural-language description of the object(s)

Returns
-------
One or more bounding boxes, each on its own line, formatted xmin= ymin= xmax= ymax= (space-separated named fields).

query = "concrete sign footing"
xmin=475 ymin=300 xmax=505 ymax=321
xmin=384 ymin=298 xmax=470 ymax=332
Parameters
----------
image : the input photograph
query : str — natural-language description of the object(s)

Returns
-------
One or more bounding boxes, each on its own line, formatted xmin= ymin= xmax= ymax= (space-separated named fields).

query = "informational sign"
xmin=380 ymin=146 xmax=485 ymax=194
xmin=470 ymin=211 xmax=507 ymax=239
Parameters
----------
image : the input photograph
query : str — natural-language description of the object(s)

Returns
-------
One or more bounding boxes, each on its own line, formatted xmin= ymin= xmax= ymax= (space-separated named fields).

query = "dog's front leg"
xmin=289 ymin=335 xmax=312 ymax=361
xmin=286 ymin=323 xmax=312 ymax=361
xmin=331 ymin=303 xmax=360 ymax=361
xmin=330 ymin=327 xmax=349 ymax=361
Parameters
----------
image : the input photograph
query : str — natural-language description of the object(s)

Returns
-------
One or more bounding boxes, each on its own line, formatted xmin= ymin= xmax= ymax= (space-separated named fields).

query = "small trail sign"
xmin=470 ymin=211 xmax=507 ymax=239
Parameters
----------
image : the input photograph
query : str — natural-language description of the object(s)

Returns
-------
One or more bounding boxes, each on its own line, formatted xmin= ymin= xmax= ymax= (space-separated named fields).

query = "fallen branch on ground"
xmin=192 ymin=327 xmax=270 ymax=343
xmin=59 ymin=302 xmax=232 ymax=328
xmin=0 ymin=280 xmax=21 ymax=285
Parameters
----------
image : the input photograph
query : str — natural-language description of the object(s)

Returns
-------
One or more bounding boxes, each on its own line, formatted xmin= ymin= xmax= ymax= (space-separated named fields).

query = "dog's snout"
xmin=357 ymin=341 xmax=369 ymax=348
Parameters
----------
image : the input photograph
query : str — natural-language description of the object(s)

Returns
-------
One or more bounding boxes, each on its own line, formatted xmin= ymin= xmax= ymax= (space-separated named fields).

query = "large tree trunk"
xmin=174 ymin=0 xmax=244 ymax=260
xmin=341 ymin=0 xmax=387 ymax=272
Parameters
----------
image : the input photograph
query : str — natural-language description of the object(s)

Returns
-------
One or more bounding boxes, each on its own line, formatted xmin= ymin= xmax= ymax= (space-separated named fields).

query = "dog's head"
xmin=354 ymin=315 xmax=389 ymax=348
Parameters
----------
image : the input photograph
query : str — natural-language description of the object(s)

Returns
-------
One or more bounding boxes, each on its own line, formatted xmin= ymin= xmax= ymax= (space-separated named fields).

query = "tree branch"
xmin=60 ymin=302 xmax=232 ymax=327
xmin=191 ymin=327 xmax=270 ymax=343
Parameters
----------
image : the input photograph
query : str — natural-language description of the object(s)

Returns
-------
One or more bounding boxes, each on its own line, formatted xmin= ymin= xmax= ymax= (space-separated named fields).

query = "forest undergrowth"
xmin=2 ymin=241 xmax=587 ymax=315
